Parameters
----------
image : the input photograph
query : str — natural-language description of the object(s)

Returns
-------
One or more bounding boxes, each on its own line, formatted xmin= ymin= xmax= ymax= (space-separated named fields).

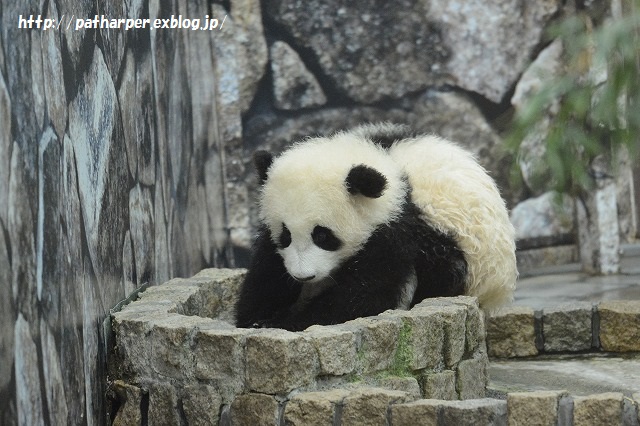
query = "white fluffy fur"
xmin=389 ymin=135 xmax=517 ymax=310
xmin=260 ymin=125 xmax=517 ymax=311
xmin=260 ymin=134 xmax=408 ymax=282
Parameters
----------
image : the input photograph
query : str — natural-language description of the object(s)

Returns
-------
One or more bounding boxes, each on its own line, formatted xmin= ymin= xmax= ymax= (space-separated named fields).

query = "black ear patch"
xmin=346 ymin=165 xmax=387 ymax=198
xmin=253 ymin=150 xmax=273 ymax=184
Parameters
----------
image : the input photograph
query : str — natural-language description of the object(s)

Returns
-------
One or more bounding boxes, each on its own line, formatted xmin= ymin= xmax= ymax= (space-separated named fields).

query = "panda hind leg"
xmin=411 ymin=239 xmax=468 ymax=305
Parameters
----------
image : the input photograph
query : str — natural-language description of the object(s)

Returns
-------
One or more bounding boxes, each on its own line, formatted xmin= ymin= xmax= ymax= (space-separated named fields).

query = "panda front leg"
xmin=265 ymin=225 xmax=417 ymax=331
xmin=267 ymin=260 xmax=414 ymax=331
xmin=235 ymin=227 xmax=302 ymax=328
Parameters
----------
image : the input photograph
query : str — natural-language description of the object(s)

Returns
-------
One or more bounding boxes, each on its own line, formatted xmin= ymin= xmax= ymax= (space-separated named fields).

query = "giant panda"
xmin=235 ymin=123 xmax=517 ymax=331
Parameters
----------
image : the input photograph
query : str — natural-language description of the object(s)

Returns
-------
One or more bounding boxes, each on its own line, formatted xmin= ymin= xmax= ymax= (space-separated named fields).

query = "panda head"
xmin=254 ymin=134 xmax=407 ymax=283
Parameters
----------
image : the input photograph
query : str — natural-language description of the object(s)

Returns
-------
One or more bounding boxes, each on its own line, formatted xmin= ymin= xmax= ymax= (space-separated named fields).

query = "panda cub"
xmin=236 ymin=123 xmax=517 ymax=331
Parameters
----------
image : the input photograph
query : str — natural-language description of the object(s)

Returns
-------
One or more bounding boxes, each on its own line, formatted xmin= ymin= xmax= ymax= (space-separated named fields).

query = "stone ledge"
xmin=110 ymin=268 xmax=489 ymax=424
xmin=113 ymin=379 xmax=640 ymax=426
xmin=109 ymin=269 xmax=640 ymax=425
xmin=486 ymin=300 xmax=640 ymax=358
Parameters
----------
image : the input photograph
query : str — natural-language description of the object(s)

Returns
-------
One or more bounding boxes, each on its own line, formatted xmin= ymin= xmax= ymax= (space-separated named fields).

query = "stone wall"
xmin=486 ymin=301 xmax=640 ymax=357
xmin=1 ymin=1 xmax=251 ymax=423
xmin=110 ymin=269 xmax=640 ymax=425
xmin=110 ymin=269 xmax=489 ymax=424
xmin=480 ymin=302 xmax=640 ymax=426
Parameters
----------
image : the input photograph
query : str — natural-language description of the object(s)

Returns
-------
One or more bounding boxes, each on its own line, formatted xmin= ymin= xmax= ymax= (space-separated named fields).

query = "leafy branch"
xmin=507 ymin=2 xmax=640 ymax=196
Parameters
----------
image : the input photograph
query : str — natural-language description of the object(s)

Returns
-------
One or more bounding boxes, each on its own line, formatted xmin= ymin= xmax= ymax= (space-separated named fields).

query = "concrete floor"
xmin=489 ymin=353 xmax=640 ymax=398
xmin=488 ymin=269 xmax=640 ymax=398
xmin=513 ymin=269 xmax=640 ymax=309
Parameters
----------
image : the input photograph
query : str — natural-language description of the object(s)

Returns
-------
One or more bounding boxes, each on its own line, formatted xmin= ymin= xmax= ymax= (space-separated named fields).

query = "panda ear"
xmin=346 ymin=165 xmax=387 ymax=198
xmin=253 ymin=150 xmax=273 ymax=185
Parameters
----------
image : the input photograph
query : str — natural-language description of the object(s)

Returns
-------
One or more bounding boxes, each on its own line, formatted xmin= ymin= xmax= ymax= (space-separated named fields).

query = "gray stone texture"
xmin=622 ymin=397 xmax=639 ymax=426
xmin=573 ymin=393 xmax=624 ymax=426
xmin=284 ymin=389 xmax=350 ymax=426
xmin=303 ymin=325 xmax=358 ymax=376
xmin=147 ymin=383 xmax=182 ymax=426
xmin=507 ymin=390 xmax=566 ymax=426
xmin=270 ymin=41 xmax=327 ymax=110
xmin=408 ymin=301 xmax=468 ymax=368
xmin=576 ymin=169 xmax=621 ymax=275
xmin=339 ymin=316 xmax=403 ymax=374
xmin=486 ymin=306 xmax=538 ymax=358
xmin=543 ymin=302 xmax=593 ymax=352
xmin=1 ymin=0 xmax=254 ymax=420
xmin=374 ymin=377 xmax=423 ymax=400
xmin=421 ymin=371 xmax=457 ymax=400
xmin=510 ymin=191 xmax=576 ymax=243
xmin=111 ymin=381 xmax=143 ymax=426
xmin=390 ymin=399 xmax=439 ymax=426
xmin=380 ymin=307 xmax=444 ymax=371
xmin=516 ymin=245 xmax=579 ymax=272
xmin=392 ymin=398 xmax=507 ymax=426
xmin=229 ymin=0 xmax=269 ymax=113
xmin=193 ymin=327 xmax=247 ymax=400
xmin=111 ymin=272 xmax=493 ymax=423
xmin=341 ymin=387 xmax=413 ymax=426
xmin=230 ymin=393 xmax=280 ymax=426
xmin=457 ymin=356 xmax=489 ymax=400
xmin=511 ymin=40 xmax=564 ymax=195
xmin=264 ymin=0 xmax=560 ymax=104
xmin=181 ymin=385 xmax=222 ymax=426
xmin=420 ymin=297 xmax=487 ymax=356
xmin=439 ymin=399 xmax=508 ymax=426
xmin=598 ymin=301 xmax=640 ymax=352
xmin=183 ymin=269 xmax=246 ymax=321
xmin=245 ymin=329 xmax=318 ymax=394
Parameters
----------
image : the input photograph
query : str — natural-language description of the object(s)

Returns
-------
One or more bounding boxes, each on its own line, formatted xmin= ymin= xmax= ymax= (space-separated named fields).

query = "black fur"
xmin=345 ymin=165 xmax=387 ymax=198
xmin=235 ymin=200 xmax=467 ymax=331
xmin=235 ymin=225 xmax=302 ymax=328
xmin=254 ymin=150 xmax=273 ymax=184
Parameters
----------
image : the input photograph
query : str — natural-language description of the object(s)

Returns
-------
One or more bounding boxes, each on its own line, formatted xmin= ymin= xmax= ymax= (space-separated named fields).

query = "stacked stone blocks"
xmin=486 ymin=301 xmax=640 ymax=358
xmin=111 ymin=269 xmax=489 ymax=424
xmin=482 ymin=301 xmax=640 ymax=426
xmin=111 ymin=269 xmax=640 ymax=425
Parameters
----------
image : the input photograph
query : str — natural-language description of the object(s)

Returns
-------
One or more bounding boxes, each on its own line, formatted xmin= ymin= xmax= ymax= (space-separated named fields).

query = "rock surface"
xmin=111 ymin=269 xmax=490 ymax=423
xmin=270 ymin=41 xmax=327 ymax=110
xmin=598 ymin=301 xmax=640 ymax=352
xmin=507 ymin=390 xmax=566 ymax=426
xmin=573 ymin=392 xmax=625 ymax=426
xmin=511 ymin=40 xmax=564 ymax=195
xmin=510 ymin=191 xmax=575 ymax=244
xmin=264 ymin=0 xmax=560 ymax=103
xmin=486 ymin=307 xmax=538 ymax=358
xmin=543 ymin=302 xmax=593 ymax=353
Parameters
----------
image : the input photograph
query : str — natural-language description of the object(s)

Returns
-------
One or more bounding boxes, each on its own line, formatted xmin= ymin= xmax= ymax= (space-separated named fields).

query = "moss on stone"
xmin=388 ymin=321 xmax=414 ymax=377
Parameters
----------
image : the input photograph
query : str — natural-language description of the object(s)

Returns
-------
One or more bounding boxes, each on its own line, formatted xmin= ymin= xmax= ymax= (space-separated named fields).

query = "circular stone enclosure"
xmin=110 ymin=268 xmax=490 ymax=424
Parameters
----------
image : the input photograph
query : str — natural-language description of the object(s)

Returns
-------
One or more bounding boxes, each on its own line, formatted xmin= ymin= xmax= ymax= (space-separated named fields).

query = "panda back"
xmin=389 ymin=135 xmax=518 ymax=311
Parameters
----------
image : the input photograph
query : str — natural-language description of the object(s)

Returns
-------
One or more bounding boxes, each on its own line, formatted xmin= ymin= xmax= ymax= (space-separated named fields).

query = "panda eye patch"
xmin=279 ymin=224 xmax=292 ymax=248
xmin=312 ymin=226 xmax=342 ymax=251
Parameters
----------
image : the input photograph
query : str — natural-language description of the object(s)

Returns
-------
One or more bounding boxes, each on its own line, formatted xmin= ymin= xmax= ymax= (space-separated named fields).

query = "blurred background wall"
xmin=0 ymin=0 xmax=637 ymax=424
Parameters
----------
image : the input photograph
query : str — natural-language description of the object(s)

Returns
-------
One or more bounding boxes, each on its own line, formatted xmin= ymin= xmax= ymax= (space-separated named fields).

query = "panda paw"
xmin=249 ymin=319 xmax=277 ymax=329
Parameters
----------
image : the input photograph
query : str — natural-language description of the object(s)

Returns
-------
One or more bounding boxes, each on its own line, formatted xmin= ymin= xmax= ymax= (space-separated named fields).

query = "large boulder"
xmin=511 ymin=40 xmax=564 ymax=195
xmin=264 ymin=0 xmax=560 ymax=103
xmin=510 ymin=191 xmax=575 ymax=247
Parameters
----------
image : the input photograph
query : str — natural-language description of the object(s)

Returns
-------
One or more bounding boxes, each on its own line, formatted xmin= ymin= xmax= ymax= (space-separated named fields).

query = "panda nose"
xmin=294 ymin=274 xmax=316 ymax=282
